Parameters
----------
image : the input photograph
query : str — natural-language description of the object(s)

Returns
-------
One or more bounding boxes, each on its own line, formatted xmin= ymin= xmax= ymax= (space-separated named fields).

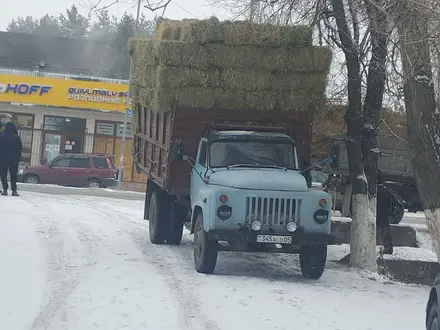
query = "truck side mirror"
xmin=171 ymin=138 xmax=185 ymax=162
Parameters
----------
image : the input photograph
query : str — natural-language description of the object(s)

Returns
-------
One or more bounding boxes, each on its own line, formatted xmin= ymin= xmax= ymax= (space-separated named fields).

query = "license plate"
xmin=256 ymin=235 xmax=292 ymax=244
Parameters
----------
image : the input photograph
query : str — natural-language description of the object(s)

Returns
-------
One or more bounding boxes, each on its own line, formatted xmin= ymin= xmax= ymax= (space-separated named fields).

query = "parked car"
xmin=18 ymin=153 xmax=117 ymax=188
xmin=427 ymin=276 xmax=440 ymax=330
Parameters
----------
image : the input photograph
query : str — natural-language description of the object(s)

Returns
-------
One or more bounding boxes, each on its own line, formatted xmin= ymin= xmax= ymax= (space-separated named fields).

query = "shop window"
xmin=94 ymin=120 xmax=145 ymax=183
xmin=44 ymin=116 xmax=86 ymax=132
xmin=96 ymin=122 xmax=115 ymax=136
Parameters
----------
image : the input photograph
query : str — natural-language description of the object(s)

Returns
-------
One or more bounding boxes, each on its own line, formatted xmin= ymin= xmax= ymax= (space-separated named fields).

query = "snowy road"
xmin=1 ymin=191 xmax=430 ymax=330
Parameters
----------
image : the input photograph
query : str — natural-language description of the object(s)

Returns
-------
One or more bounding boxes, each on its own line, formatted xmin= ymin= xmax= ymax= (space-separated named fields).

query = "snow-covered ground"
xmin=0 ymin=191 xmax=430 ymax=330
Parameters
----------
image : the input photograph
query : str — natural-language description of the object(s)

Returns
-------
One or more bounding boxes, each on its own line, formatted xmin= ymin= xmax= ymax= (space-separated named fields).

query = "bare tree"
xmin=397 ymin=0 xmax=440 ymax=260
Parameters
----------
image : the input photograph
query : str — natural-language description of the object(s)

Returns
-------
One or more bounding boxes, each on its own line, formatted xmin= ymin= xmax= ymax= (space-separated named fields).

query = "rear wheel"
xmin=86 ymin=179 xmax=101 ymax=188
xmin=23 ymin=174 xmax=40 ymax=184
xmin=166 ymin=200 xmax=185 ymax=245
xmin=193 ymin=212 xmax=218 ymax=274
xmin=299 ymin=245 xmax=327 ymax=279
xmin=148 ymin=189 xmax=170 ymax=244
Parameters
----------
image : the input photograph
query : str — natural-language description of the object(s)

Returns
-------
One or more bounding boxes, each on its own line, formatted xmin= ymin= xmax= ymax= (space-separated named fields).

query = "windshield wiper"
xmin=226 ymin=163 xmax=260 ymax=169
xmin=226 ymin=163 xmax=294 ymax=170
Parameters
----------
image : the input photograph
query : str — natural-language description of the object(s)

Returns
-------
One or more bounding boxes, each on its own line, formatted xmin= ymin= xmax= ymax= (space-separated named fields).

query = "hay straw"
xmin=156 ymin=19 xmax=182 ymax=40
xmin=179 ymin=17 xmax=224 ymax=44
xmin=131 ymin=39 xmax=211 ymax=68
xmin=223 ymin=22 xmax=312 ymax=48
xmin=207 ymin=44 xmax=332 ymax=72
xmin=135 ymin=85 xmax=327 ymax=113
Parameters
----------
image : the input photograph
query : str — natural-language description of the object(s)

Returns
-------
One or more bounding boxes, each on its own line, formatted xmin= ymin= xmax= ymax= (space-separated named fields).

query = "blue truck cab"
xmin=136 ymin=107 xmax=334 ymax=279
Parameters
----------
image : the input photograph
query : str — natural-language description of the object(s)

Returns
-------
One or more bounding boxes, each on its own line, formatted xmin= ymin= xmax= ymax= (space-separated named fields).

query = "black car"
xmin=427 ymin=275 xmax=440 ymax=329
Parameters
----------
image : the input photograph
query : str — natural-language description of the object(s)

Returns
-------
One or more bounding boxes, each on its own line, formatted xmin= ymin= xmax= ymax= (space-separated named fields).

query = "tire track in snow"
xmin=132 ymin=233 xmax=220 ymax=330
xmin=57 ymin=196 xmax=218 ymax=329
xmin=24 ymin=196 xmax=99 ymax=329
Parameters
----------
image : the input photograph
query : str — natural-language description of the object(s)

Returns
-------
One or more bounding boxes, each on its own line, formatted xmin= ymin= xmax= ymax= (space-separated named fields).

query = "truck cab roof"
xmin=208 ymin=130 xmax=295 ymax=143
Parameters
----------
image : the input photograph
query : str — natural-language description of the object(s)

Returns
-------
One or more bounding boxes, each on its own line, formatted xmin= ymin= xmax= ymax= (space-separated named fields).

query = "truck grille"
xmin=245 ymin=196 xmax=301 ymax=225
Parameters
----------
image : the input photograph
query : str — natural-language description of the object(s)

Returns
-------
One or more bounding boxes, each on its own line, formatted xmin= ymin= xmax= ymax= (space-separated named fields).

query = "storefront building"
xmin=0 ymin=70 xmax=147 ymax=191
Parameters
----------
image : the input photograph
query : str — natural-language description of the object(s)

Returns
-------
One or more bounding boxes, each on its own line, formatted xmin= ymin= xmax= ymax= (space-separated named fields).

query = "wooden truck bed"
xmin=133 ymin=105 xmax=312 ymax=198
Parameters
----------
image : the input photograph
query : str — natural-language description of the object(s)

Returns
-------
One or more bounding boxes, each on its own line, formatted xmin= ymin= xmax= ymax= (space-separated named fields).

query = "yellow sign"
xmin=0 ymin=73 xmax=129 ymax=112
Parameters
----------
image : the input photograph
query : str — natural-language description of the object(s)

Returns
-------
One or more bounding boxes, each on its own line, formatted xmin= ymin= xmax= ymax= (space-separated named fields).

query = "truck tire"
xmin=299 ymin=245 xmax=327 ymax=279
xmin=167 ymin=201 xmax=185 ymax=245
xmin=193 ymin=212 xmax=218 ymax=274
xmin=427 ymin=298 xmax=438 ymax=330
xmin=148 ymin=189 xmax=171 ymax=244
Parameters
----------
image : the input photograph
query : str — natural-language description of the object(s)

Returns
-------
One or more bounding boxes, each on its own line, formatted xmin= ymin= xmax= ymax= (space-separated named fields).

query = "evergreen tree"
xmin=59 ymin=5 xmax=90 ymax=38
xmin=7 ymin=16 xmax=38 ymax=34
xmin=34 ymin=15 xmax=60 ymax=36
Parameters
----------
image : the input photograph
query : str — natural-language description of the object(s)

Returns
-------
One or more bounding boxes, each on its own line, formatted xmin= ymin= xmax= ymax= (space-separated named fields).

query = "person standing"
xmin=376 ymin=171 xmax=404 ymax=254
xmin=0 ymin=122 xmax=22 ymax=196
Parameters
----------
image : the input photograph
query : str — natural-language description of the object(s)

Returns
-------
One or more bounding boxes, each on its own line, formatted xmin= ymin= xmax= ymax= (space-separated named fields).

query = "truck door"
xmin=190 ymin=139 xmax=208 ymax=206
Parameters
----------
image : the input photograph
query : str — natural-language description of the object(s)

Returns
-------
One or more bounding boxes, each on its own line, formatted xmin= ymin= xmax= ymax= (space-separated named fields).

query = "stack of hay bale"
xmin=129 ymin=17 xmax=332 ymax=114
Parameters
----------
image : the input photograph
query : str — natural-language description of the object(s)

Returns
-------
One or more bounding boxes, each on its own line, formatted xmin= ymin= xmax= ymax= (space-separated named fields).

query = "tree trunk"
xmin=331 ymin=0 xmax=376 ymax=271
xmin=398 ymin=0 xmax=440 ymax=261
xmin=361 ymin=0 xmax=390 ymax=254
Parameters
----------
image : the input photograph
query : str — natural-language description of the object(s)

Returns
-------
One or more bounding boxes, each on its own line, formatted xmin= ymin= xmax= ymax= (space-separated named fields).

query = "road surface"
xmin=0 ymin=189 xmax=430 ymax=330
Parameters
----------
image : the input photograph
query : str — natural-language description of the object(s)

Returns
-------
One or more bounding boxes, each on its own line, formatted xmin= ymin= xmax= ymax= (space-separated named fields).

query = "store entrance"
xmin=41 ymin=116 xmax=86 ymax=164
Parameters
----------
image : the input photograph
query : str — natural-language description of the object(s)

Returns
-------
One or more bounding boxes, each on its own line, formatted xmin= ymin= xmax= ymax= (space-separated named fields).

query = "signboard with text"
xmin=0 ymin=73 xmax=130 ymax=112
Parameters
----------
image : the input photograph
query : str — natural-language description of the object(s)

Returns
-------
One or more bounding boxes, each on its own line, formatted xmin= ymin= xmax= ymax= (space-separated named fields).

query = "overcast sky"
xmin=0 ymin=0 xmax=232 ymax=30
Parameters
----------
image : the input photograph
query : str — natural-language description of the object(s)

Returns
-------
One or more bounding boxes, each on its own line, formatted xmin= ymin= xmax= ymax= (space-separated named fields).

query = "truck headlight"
xmin=217 ymin=205 xmax=232 ymax=220
xmin=251 ymin=220 xmax=262 ymax=231
xmin=18 ymin=169 xmax=24 ymax=174
xmin=313 ymin=209 xmax=329 ymax=224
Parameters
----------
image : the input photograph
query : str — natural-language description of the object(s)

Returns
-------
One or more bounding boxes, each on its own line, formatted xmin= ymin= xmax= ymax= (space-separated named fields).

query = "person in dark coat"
xmin=376 ymin=171 xmax=404 ymax=254
xmin=0 ymin=122 xmax=22 ymax=196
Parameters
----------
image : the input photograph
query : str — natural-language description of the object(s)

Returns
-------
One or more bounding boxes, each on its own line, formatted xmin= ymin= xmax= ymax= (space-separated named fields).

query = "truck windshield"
xmin=209 ymin=141 xmax=297 ymax=169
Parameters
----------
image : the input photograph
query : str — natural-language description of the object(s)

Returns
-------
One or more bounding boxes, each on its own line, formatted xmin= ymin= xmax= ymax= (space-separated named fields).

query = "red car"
xmin=18 ymin=153 xmax=117 ymax=188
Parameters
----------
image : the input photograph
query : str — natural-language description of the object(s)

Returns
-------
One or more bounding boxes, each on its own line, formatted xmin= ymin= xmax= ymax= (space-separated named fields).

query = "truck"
xmin=133 ymin=105 xmax=335 ymax=278
xmin=324 ymin=123 xmax=421 ymax=220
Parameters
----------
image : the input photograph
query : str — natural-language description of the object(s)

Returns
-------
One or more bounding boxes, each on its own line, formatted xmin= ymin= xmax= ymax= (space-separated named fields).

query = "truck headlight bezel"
xmin=313 ymin=209 xmax=329 ymax=224
xmin=217 ymin=205 xmax=232 ymax=220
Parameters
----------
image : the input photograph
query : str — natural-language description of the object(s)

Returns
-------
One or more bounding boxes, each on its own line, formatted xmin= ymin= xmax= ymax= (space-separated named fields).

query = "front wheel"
xmin=23 ymin=174 xmax=40 ymax=184
xmin=86 ymin=179 xmax=101 ymax=188
xmin=193 ymin=212 xmax=218 ymax=274
xmin=299 ymin=245 xmax=327 ymax=279
xmin=427 ymin=299 xmax=439 ymax=330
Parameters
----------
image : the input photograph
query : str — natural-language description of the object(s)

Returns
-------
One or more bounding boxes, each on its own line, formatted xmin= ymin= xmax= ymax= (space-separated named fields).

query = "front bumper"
xmin=102 ymin=178 xmax=117 ymax=187
xmin=207 ymin=229 xmax=335 ymax=252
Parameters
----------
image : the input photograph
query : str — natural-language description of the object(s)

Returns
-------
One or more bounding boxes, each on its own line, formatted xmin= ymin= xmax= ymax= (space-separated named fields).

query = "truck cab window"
xmin=210 ymin=141 xmax=297 ymax=169
xmin=198 ymin=141 xmax=207 ymax=166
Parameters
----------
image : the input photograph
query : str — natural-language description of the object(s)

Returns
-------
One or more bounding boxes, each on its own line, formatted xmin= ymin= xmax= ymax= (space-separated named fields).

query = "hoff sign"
xmin=0 ymin=72 xmax=129 ymax=112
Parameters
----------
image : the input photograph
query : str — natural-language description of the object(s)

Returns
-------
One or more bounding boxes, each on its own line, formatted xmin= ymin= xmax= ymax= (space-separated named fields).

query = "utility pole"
xmin=117 ymin=0 xmax=141 ymax=189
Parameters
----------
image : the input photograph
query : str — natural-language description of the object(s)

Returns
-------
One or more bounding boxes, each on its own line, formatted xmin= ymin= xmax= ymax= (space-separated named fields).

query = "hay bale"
xmin=136 ymin=86 xmax=216 ymax=113
xmin=179 ymin=18 xmax=224 ymax=44
xmin=223 ymin=22 xmax=312 ymax=48
xmin=279 ymin=25 xmax=313 ymax=48
xmin=156 ymin=19 xmax=182 ymax=40
xmin=219 ymin=68 xmax=273 ymax=90
xmin=206 ymin=44 xmax=332 ymax=72
xmin=154 ymin=65 xmax=221 ymax=88
xmin=132 ymin=39 xmax=211 ymax=68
